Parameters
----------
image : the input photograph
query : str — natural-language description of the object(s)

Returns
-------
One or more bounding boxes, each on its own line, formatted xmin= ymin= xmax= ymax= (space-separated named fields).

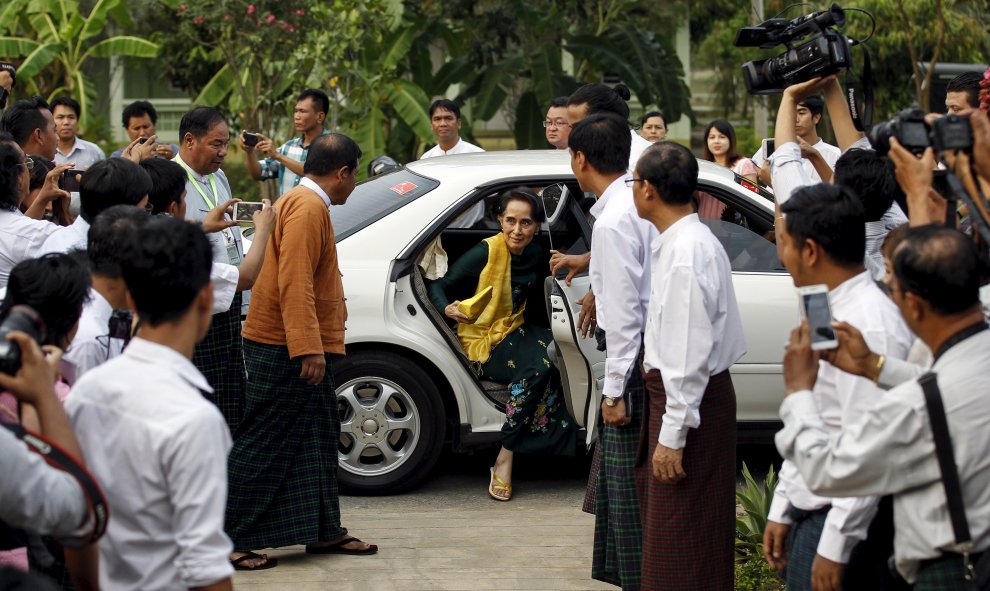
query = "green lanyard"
xmin=177 ymin=159 xmax=220 ymax=209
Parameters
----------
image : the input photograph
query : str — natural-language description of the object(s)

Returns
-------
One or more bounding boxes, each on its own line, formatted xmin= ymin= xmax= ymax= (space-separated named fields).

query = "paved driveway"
xmin=232 ymin=452 xmax=613 ymax=591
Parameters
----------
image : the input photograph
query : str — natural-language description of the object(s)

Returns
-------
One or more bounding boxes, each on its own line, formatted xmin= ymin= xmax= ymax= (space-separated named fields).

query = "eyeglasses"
xmin=542 ymin=120 xmax=570 ymax=129
xmin=624 ymin=178 xmax=647 ymax=187
xmin=17 ymin=159 xmax=34 ymax=170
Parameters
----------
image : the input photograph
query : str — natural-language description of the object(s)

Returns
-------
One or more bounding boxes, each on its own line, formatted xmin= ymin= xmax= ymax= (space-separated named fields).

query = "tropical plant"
xmin=412 ymin=0 xmax=692 ymax=149
xmin=736 ymin=462 xmax=778 ymax=559
xmin=735 ymin=463 xmax=784 ymax=590
xmin=843 ymin=0 xmax=990 ymax=116
xmin=0 ymin=0 xmax=159 ymax=131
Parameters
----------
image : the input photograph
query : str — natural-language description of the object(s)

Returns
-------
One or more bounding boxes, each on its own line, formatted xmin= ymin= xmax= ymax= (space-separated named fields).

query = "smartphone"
xmin=762 ymin=138 xmax=775 ymax=159
xmin=797 ymin=284 xmax=838 ymax=350
xmin=59 ymin=169 xmax=84 ymax=192
xmin=242 ymin=132 xmax=260 ymax=148
xmin=233 ymin=201 xmax=264 ymax=223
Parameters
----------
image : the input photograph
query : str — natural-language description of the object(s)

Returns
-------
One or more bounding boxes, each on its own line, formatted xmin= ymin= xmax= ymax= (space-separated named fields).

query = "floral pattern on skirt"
xmin=482 ymin=323 xmax=576 ymax=455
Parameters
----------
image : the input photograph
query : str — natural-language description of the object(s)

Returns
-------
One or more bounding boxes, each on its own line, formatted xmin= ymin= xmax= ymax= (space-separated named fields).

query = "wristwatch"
xmin=603 ymin=396 xmax=620 ymax=407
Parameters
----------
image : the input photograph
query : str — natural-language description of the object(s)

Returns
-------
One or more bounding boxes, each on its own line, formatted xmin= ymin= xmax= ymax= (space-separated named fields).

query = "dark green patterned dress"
xmin=429 ymin=241 xmax=576 ymax=455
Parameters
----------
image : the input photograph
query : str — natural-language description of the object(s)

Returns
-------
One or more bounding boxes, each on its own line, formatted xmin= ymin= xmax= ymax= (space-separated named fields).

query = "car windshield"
xmin=331 ymin=169 xmax=440 ymax=241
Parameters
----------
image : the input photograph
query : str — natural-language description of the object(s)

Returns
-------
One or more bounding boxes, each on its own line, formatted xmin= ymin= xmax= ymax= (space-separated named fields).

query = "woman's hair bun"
xmin=613 ymin=83 xmax=631 ymax=101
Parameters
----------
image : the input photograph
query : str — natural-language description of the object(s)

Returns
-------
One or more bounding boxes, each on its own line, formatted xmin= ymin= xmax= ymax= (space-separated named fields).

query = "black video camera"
xmin=0 ymin=306 xmax=46 ymax=375
xmin=869 ymin=108 xmax=975 ymax=157
xmin=735 ymin=4 xmax=853 ymax=95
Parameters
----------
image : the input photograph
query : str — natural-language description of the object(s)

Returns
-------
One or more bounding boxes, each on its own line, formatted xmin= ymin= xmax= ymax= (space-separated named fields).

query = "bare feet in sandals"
xmin=230 ymin=551 xmax=278 ymax=570
xmin=305 ymin=534 xmax=378 ymax=555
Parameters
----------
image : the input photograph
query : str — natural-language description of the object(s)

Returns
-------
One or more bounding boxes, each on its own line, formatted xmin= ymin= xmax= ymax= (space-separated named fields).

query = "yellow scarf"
xmin=458 ymin=234 xmax=526 ymax=363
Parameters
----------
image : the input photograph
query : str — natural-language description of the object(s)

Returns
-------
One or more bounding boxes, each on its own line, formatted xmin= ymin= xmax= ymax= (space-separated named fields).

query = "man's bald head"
xmin=894 ymin=225 xmax=981 ymax=316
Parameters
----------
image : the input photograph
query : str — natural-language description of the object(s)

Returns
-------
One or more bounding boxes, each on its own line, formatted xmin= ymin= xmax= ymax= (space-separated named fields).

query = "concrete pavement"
xmin=232 ymin=452 xmax=613 ymax=591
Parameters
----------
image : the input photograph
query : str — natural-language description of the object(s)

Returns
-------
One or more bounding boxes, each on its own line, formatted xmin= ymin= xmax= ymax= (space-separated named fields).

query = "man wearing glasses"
xmin=544 ymin=97 xmax=570 ymax=150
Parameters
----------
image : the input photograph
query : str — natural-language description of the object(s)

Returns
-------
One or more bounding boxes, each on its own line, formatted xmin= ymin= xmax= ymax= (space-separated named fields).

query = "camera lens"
xmin=0 ymin=305 xmax=46 ymax=375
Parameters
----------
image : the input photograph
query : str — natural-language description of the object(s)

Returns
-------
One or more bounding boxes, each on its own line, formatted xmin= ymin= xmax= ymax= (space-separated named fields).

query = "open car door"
xmin=539 ymin=184 xmax=605 ymax=448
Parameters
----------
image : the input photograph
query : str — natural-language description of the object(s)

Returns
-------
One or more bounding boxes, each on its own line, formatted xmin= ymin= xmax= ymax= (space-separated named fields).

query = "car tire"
xmin=334 ymin=350 xmax=446 ymax=495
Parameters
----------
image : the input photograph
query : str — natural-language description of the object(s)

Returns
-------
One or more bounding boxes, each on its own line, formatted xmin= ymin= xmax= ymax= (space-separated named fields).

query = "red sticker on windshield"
xmin=389 ymin=181 xmax=418 ymax=195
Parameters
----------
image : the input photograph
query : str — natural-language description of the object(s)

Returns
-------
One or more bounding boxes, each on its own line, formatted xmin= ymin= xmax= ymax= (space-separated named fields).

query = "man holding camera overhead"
xmin=242 ymin=89 xmax=330 ymax=198
xmin=762 ymin=76 xmax=915 ymax=591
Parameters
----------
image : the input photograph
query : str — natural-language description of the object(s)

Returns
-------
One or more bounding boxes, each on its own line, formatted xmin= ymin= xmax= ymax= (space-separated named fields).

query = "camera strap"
xmin=845 ymin=42 xmax=874 ymax=132
xmin=1 ymin=422 xmax=109 ymax=545
xmin=918 ymin=372 xmax=981 ymax=583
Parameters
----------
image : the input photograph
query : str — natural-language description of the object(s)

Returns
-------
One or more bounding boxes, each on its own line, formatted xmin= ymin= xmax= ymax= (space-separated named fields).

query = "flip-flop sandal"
xmin=489 ymin=467 xmax=512 ymax=501
xmin=230 ymin=551 xmax=278 ymax=571
xmin=305 ymin=537 xmax=379 ymax=555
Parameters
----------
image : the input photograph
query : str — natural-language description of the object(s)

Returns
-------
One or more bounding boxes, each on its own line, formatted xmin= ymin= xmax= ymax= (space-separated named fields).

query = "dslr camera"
xmin=0 ymin=306 xmax=46 ymax=375
xmin=869 ymin=107 xmax=974 ymax=157
xmin=734 ymin=4 xmax=852 ymax=95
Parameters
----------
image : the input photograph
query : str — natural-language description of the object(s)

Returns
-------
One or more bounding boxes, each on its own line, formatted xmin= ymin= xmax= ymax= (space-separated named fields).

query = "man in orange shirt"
xmin=224 ymin=134 xmax=377 ymax=570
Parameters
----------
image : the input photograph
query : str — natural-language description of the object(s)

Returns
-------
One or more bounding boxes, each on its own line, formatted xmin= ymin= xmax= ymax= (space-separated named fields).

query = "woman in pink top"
xmin=0 ymin=253 xmax=89 ymax=571
xmin=698 ymin=119 xmax=758 ymax=219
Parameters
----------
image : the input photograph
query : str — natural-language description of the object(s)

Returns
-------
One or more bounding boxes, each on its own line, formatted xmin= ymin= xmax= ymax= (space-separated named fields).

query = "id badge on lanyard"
xmin=179 ymin=161 xmax=241 ymax=265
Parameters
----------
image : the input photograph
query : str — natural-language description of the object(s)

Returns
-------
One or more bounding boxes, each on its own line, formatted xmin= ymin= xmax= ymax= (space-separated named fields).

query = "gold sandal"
xmin=488 ymin=467 xmax=512 ymax=501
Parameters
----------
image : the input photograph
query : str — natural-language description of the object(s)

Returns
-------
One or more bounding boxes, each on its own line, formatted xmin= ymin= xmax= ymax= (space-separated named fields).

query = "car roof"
xmin=405 ymin=150 xmax=772 ymax=211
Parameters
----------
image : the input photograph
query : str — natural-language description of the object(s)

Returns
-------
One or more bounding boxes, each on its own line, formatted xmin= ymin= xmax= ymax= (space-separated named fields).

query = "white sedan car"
xmin=261 ymin=150 xmax=796 ymax=494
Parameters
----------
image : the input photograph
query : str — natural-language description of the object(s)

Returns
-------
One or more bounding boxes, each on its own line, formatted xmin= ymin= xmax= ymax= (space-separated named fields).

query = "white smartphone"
xmin=797 ymin=284 xmax=838 ymax=350
xmin=762 ymin=137 xmax=775 ymax=159
xmin=232 ymin=201 xmax=264 ymax=224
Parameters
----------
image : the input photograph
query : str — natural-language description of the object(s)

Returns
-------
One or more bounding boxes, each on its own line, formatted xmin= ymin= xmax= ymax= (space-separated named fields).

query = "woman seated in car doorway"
xmin=428 ymin=188 xmax=576 ymax=502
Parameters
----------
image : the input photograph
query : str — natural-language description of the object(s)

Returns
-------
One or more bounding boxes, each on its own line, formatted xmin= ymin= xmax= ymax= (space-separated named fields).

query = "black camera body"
xmin=0 ymin=306 xmax=46 ymax=375
xmin=869 ymin=108 xmax=974 ymax=157
xmin=736 ymin=4 xmax=852 ymax=95
xmin=108 ymin=308 xmax=133 ymax=344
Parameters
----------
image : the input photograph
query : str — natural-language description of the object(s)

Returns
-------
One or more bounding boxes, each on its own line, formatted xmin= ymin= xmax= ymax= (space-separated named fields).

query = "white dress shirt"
xmin=0 ymin=424 xmax=91 ymax=545
xmin=768 ymin=271 xmax=914 ymax=563
xmin=864 ymin=203 xmax=908 ymax=281
xmin=61 ymin=288 xmax=124 ymax=385
xmin=589 ymin=175 xmax=658 ymax=398
xmin=39 ymin=215 xmax=90 ymax=256
xmin=629 ymin=130 xmax=653 ymax=172
xmin=420 ymin=141 xmax=486 ymax=227
xmin=420 ymin=137 xmax=485 ymax=159
xmin=643 ymin=214 xmax=747 ymax=449
xmin=210 ymin=262 xmax=238 ymax=314
xmin=0 ymin=209 xmax=58 ymax=288
xmin=66 ymin=338 xmax=234 ymax=591
xmin=753 ymin=138 xmax=840 ymax=182
xmin=777 ymin=328 xmax=990 ymax=582
xmin=174 ymin=155 xmax=242 ymax=266
xmin=54 ymin=137 xmax=105 ymax=170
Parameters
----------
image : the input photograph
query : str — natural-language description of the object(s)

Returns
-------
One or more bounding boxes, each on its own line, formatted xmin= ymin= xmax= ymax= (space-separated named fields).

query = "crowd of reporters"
xmin=1 ymin=55 xmax=989 ymax=590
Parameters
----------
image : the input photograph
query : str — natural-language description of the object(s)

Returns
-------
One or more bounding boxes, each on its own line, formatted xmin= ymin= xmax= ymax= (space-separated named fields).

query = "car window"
xmin=695 ymin=189 xmax=784 ymax=273
xmin=332 ymin=169 xmax=440 ymax=241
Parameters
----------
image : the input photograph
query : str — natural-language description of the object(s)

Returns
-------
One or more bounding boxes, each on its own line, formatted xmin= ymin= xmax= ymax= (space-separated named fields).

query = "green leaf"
xmin=428 ymin=57 xmax=473 ymax=97
xmin=380 ymin=21 xmax=420 ymax=72
xmin=73 ymin=69 xmax=90 ymax=131
xmin=0 ymin=36 xmax=40 ymax=57
xmin=566 ymin=25 xmax=691 ymax=123
xmin=471 ymin=57 xmax=521 ymax=122
xmin=528 ymin=45 xmax=561 ymax=110
xmin=16 ymin=41 xmax=63 ymax=78
xmin=513 ymin=91 xmax=546 ymax=150
xmin=0 ymin=0 xmax=29 ymax=32
xmin=384 ymin=79 xmax=433 ymax=141
xmin=84 ymin=36 xmax=158 ymax=59
xmin=194 ymin=64 xmax=234 ymax=106
xmin=81 ymin=0 xmax=122 ymax=42
xmin=353 ymin=105 xmax=387 ymax=162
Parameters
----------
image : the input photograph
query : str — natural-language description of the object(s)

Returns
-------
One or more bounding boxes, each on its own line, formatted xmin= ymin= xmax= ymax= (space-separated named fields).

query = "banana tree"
xmin=0 ymin=0 xmax=158 ymax=131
